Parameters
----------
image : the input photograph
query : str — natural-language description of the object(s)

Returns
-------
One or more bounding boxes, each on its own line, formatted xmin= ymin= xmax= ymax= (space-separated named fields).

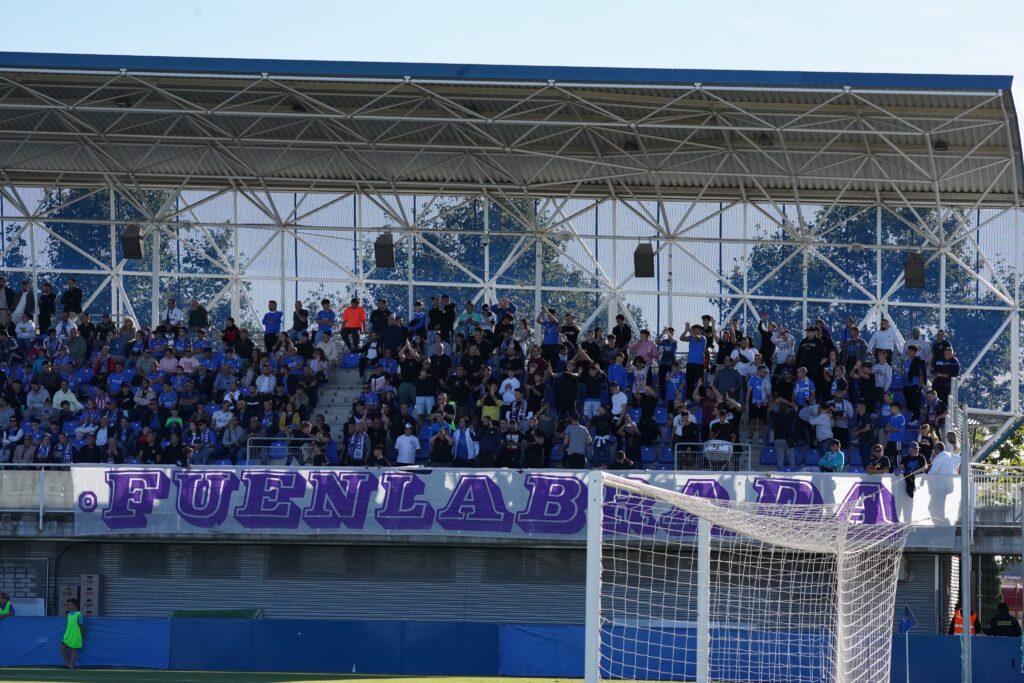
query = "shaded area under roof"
xmin=0 ymin=52 xmax=1019 ymax=204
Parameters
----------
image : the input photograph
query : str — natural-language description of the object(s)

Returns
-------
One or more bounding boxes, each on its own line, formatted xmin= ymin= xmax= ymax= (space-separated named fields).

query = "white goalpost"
xmin=585 ymin=472 xmax=909 ymax=683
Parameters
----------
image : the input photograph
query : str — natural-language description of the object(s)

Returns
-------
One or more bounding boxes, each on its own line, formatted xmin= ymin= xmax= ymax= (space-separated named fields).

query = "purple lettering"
xmin=515 ymin=474 xmax=586 ymax=535
xmin=375 ymin=472 xmax=435 ymax=531
xmin=752 ymin=477 xmax=824 ymax=506
xmin=303 ymin=471 xmax=378 ymax=529
xmin=437 ymin=474 xmax=512 ymax=532
xmin=234 ymin=470 xmax=306 ymax=529
xmin=658 ymin=479 xmax=731 ymax=537
xmin=602 ymin=478 xmax=656 ymax=536
xmin=101 ymin=469 xmax=170 ymax=530
xmin=173 ymin=470 xmax=240 ymax=528
xmin=836 ymin=482 xmax=897 ymax=525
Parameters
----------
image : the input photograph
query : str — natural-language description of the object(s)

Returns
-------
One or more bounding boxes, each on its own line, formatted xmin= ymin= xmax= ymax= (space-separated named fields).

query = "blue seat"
xmin=640 ymin=446 xmax=658 ymax=465
xmin=759 ymin=446 xmax=777 ymax=466
xmin=778 ymin=466 xmax=797 ymax=473
xmin=628 ymin=408 xmax=641 ymax=423
xmin=848 ymin=448 xmax=864 ymax=467
xmin=125 ymin=457 xmax=139 ymax=465
xmin=270 ymin=440 xmax=289 ymax=460
xmin=549 ymin=443 xmax=564 ymax=466
xmin=213 ymin=459 xmax=232 ymax=466
xmin=341 ymin=353 xmax=361 ymax=369
xmin=62 ymin=420 xmax=79 ymax=435
xmin=654 ymin=407 xmax=669 ymax=426
xmin=846 ymin=466 xmax=865 ymax=473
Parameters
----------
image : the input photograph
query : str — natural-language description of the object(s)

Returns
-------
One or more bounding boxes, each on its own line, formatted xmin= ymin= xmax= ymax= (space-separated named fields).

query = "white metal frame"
xmin=0 ymin=61 xmax=1019 ymax=430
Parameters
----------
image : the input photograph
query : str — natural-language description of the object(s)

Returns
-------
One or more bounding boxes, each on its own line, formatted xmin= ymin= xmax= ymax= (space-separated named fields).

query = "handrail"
xmin=672 ymin=441 xmax=753 ymax=471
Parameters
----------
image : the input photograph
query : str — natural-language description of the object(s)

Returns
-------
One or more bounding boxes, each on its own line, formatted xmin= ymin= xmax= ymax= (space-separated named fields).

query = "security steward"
xmin=985 ymin=602 xmax=1022 ymax=637
xmin=948 ymin=601 xmax=979 ymax=635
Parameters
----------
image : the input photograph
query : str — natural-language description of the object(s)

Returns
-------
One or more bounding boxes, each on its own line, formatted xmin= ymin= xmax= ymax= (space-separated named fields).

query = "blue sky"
xmin=3 ymin=0 xmax=1021 ymax=85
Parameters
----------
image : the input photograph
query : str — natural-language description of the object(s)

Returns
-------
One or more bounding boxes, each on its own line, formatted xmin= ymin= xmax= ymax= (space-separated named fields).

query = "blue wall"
xmin=1 ymin=618 xmax=1022 ymax=681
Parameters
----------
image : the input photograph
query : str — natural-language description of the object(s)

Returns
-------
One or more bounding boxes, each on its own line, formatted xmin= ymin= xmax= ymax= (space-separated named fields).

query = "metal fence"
xmin=0 ymin=558 xmax=49 ymax=616
xmin=244 ymin=437 xmax=320 ymax=466
xmin=672 ymin=441 xmax=753 ymax=471
xmin=971 ymin=463 xmax=1024 ymax=526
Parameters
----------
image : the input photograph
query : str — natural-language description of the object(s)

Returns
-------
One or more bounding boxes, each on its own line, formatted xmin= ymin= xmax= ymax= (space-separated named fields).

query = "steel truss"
xmin=0 ymin=57 xmax=1020 ymax=444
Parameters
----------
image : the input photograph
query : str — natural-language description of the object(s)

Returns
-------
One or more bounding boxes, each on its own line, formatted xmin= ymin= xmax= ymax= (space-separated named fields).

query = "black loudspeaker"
xmin=634 ymin=243 xmax=655 ymax=278
xmin=121 ymin=224 xmax=145 ymax=260
xmin=904 ymin=252 xmax=925 ymax=288
xmin=374 ymin=233 xmax=395 ymax=268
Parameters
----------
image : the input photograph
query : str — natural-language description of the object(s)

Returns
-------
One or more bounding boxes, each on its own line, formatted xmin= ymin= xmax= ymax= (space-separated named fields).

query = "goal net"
xmin=585 ymin=472 xmax=908 ymax=683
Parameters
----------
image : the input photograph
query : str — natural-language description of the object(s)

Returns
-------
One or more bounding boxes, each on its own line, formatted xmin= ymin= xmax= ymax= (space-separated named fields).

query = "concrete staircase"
xmin=314 ymin=367 xmax=362 ymax=427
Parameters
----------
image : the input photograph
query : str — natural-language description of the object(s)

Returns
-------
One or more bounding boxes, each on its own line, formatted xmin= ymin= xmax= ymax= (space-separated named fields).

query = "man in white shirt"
xmin=867 ymin=317 xmax=905 ymax=363
xmin=255 ymin=365 xmax=277 ymax=396
xmin=55 ymin=312 xmax=77 ymax=343
xmin=14 ymin=314 xmax=35 ymax=353
xmin=609 ymin=382 xmax=629 ymax=419
xmin=394 ymin=423 xmax=421 ymax=465
xmin=928 ymin=443 xmax=961 ymax=475
xmin=499 ymin=369 xmax=520 ymax=404
xmin=212 ymin=401 xmax=235 ymax=433
xmin=161 ymin=298 xmax=184 ymax=329
xmin=52 ymin=380 xmax=82 ymax=414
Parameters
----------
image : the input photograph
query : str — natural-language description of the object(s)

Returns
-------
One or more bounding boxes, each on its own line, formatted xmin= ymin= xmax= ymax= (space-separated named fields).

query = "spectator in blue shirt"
xmin=884 ymin=402 xmax=907 ymax=459
xmin=407 ymin=301 xmax=427 ymax=338
xmin=262 ymin=300 xmax=284 ymax=353
xmin=538 ymin=307 xmax=560 ymax=365
xmin=683 ymin=323 xmax=707 ymax=395
xmin=819 ymin=438 xmax=845 ymax=472
xmin=315 ymin=299 xmax=336 ymax=344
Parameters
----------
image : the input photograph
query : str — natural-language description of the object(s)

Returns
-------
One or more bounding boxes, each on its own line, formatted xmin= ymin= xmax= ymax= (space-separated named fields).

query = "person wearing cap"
xmin=339 ymin=299 xmax=364 ymax=350
xmin=394 ymin=422 xmax=420 ymax=465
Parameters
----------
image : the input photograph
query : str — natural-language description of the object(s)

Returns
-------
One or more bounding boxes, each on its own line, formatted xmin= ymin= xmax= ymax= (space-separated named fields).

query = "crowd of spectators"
xmin=0 ymin=280 xmax=333 ymax=466
xmin=0 ymin=278 xmax=965 ymax=477
xmin=330 ymin=295 xmax=963 ymax=478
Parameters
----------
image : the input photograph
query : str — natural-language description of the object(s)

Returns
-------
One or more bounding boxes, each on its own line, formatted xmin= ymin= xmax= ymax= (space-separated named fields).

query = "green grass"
xmin=0 ymin=671 xmax=581 ymax=683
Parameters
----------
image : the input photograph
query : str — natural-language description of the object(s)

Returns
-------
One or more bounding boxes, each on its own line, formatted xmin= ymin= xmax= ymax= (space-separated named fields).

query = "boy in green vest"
xmin=61 ymin=598 xmax=84 ymax=669
xmin=0 ymin=592 xmax=12 ymax=622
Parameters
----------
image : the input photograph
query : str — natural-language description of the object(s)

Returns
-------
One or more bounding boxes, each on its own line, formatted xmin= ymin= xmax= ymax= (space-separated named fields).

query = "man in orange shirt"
xmin=340 ymin=298 xmax=366 ymax=352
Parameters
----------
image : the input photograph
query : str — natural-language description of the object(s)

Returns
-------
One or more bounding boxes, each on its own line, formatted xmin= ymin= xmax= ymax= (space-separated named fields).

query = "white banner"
xmin=70 ymin=467 xmax=960 ymax=542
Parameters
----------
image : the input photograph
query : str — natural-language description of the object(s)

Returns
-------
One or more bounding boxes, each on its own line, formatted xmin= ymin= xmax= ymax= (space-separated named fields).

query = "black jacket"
xmin=60 ymin=287 xmax=83 ymax=314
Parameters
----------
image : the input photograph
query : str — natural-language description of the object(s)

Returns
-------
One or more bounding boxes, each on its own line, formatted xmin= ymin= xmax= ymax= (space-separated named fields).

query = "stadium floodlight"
xmin=585 ymin=472 xmax=908 ymax=683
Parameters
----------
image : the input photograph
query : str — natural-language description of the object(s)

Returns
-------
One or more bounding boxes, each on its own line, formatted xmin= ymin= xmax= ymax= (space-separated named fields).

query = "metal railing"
xmin=970 ymin=463 xmax=1024 ymax=526
xmin=672 ymin=441 xmax=753 ymax=471
xmin=244 ymin=437 xmax=319 ymax=466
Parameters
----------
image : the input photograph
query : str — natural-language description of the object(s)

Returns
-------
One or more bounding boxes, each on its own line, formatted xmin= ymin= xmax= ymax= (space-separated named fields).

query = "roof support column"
xmin=109 ymin=184 xmax=118 ymax=318
xmin=230 ymin=191 xmax=240 ymax=321
xmin=150 ymin=226 xmax=160 ymax=328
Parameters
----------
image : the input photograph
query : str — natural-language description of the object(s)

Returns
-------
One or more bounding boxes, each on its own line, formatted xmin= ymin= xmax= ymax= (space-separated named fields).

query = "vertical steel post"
xmin=584 ymin=470 xmax=604 ymax=683
xmin=959 ymin=410 xmax=972 ymax=683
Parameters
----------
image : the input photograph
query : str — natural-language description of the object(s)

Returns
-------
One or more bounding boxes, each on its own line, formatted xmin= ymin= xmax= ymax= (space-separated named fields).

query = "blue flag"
xmin=897 ymin=604 xmax=917 ymax=636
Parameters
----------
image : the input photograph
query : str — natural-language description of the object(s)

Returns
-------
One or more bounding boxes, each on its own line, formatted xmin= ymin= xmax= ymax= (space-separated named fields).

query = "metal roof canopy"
xmin=0 ymin=51 xmax=1020 ymax=205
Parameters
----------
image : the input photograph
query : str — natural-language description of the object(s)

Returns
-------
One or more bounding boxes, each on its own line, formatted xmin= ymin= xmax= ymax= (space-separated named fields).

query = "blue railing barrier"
xmin=0 ymin=617 xmax=1021 ymax=681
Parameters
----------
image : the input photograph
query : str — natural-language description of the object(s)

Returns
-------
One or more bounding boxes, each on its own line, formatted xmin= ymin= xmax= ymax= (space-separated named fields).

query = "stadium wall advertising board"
xmin=71 ymin=468 xmax=959 ymax=539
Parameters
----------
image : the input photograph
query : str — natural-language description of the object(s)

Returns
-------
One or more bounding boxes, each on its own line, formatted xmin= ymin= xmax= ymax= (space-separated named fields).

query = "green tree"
xmin=717 ymin=205 xmax=1014 ymax=412
xmin=35 ymin=188 xmax=251 ymax=328
xmin=311 ymin=196 xmax=646 ymax=330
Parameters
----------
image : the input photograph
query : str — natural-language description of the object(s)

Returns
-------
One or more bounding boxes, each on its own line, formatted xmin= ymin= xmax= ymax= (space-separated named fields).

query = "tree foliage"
xmin=303 ymin=197 xmax=647 ymax=330
xmin=34 ymin=188 xmax=252 ymax=328
xmin=717 ymin=205 xmax=1015 ymax=412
